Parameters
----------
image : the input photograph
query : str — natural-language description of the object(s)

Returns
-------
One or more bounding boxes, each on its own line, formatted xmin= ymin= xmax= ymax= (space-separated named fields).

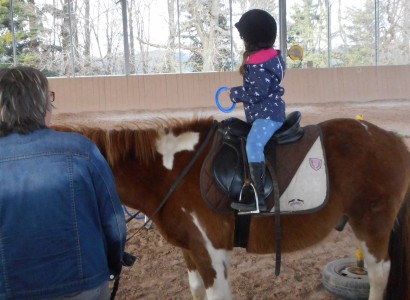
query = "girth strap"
xmin=274 ymin=177 xmax=281 ymax=276
xmin=234 ymin=214 xmax=251 ymax=248
xmin=268 ymin=151 xmax=281 ymax=276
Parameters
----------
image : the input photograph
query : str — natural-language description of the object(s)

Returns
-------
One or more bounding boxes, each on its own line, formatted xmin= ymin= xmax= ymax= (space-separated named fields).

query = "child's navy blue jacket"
xmin=230 ymin=48 xmax=286 ymax=124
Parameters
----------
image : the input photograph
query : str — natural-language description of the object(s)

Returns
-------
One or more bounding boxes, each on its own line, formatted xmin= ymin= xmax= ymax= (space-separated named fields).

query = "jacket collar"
xmin=246 ymin=48 xmax=279 ymax=64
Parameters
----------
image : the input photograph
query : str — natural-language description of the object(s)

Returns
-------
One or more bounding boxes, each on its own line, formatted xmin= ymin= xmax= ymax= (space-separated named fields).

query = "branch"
xmin=134 ymin=36 xmax=202 ymax=55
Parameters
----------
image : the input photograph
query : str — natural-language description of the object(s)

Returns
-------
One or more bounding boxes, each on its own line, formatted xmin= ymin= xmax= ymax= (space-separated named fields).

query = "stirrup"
xmin=235 ymin=183 xmax=262 ymax=214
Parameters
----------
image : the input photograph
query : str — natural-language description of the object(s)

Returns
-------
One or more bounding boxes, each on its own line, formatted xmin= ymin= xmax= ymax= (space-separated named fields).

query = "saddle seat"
xmin=218 ymin=111 xmax=303 ymax=145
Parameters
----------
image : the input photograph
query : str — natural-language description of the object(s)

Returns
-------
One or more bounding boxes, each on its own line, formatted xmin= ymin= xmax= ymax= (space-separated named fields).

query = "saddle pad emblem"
xmin=309 ymin=158 xmax=322 ymax=171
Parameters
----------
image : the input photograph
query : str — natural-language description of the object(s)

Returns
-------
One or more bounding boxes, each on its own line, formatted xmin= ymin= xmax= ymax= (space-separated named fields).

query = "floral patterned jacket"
xmin=230 ymin=48 xmax=286 ymax=124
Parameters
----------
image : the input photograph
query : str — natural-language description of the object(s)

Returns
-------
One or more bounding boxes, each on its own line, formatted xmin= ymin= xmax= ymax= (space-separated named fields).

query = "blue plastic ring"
xmin=123 ymin=205 xmax=144 ymax=220
xmin=215 ymin=86 xmax=236 ymax=113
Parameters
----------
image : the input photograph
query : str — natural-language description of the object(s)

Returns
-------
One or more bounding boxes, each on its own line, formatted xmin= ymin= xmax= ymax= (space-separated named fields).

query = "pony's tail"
xmin=385 ymin=186 xmax=410 ymax=300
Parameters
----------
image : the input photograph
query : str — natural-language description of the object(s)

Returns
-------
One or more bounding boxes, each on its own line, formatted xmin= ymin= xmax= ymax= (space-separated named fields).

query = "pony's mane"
xmin=51 ymin=117 xmax=214 ymax=166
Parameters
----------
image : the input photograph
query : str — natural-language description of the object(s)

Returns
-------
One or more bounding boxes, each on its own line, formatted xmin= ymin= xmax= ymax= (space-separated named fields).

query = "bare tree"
xmin=6 ymin=0 xmax=408 ymax=75
xmin=379 ymin=0 xmax=409 ymax=64
xmin=132 ymin=1 xmax=151 ymax=74
xmin=179 ymin=0 xmax=231 ymax=71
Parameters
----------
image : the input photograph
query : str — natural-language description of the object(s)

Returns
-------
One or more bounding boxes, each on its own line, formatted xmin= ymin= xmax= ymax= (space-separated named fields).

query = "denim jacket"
xmin=0 ymin=129 xmax=127 ymax=300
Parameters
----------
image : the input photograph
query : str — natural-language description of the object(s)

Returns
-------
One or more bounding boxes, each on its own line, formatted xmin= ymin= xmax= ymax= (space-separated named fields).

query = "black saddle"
xmin=217 ymin=111 xmax=303 ymax=144
xmin=212 ymin=111 xmax=304 ymax=201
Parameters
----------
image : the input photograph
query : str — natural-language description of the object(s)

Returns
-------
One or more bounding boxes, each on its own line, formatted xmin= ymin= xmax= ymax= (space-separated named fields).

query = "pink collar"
xmin=246 ymin=48 xmax=278 ymax=64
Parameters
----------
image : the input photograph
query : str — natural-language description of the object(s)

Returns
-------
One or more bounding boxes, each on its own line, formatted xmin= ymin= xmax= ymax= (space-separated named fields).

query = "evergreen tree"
xmin=0 ymin=0 xmax=45 ymax=67
xmin=342 ymin=0 xmax=375 ymax=66
xmin=287 ymin=0 xmax=328 ymax=68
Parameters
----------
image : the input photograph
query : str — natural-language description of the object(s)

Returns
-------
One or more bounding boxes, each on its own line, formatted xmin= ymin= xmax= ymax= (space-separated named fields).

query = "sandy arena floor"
xmin=52 ymin=99 xmax=410 ymax=299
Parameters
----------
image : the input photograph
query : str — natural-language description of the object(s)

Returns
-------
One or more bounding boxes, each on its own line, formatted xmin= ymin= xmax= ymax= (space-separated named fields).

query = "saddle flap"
xmin=212 ymin=140 xmax=244 ymax=199
xmin=212 ymin=137 xmax=273 ymax=202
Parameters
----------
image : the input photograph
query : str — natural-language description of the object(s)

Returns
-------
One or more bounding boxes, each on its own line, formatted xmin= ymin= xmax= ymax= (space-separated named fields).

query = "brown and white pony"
xmin=53 ymin=117 xmax=410 ymax=300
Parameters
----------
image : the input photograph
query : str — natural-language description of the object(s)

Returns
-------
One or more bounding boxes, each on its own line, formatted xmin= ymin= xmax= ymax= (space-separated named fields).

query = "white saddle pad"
xmin=269 ymin=137 xmax=328 ymax=214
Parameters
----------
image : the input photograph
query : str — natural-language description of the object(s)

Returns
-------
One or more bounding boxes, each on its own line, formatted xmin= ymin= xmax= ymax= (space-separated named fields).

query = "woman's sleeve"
xmin=90 ymin=144 xmax=127 ymax=277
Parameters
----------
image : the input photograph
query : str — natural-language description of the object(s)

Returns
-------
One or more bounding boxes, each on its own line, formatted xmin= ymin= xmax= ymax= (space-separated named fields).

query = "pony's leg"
xmin=183 ymin=247 xmax=232 ymax=300
xmin=187 ymin=214 xmax=232 ymax=300
xmin=360 ymin=241 xmax=390 ymax=300
xmin=182 ymin=250 xmax=207 ymax=300
xmin=202 ymin=248 xmax=231 ymax=300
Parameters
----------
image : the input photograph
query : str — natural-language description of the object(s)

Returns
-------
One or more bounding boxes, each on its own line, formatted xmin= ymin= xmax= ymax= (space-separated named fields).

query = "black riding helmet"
xmin=235 ymin=9 xmax=277 ymax=52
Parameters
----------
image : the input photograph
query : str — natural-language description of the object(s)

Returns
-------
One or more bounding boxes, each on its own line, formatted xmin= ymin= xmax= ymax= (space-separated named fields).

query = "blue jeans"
xmin=246 ymin=119 xmax=283 ymax=163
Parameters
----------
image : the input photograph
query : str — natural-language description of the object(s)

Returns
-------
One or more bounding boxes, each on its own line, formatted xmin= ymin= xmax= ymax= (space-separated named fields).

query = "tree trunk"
xmin=27 ymin=0 xmax=38 ymax=51
xmin=62 ymin=0 xmax=71 ymax=74
xmin=202 ymin=0 xmax=219 ymax=71
xmin=83 ymin=0 xmax=91 ymax=65
xmin=165 ymin=0 xmax=177 ymax=73
xmin=128 ymin=0 xmax=136 ymax=74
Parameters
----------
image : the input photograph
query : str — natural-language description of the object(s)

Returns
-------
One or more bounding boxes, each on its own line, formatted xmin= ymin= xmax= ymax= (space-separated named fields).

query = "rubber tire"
xmin=322 ymin=257 xmax=370 ymax=300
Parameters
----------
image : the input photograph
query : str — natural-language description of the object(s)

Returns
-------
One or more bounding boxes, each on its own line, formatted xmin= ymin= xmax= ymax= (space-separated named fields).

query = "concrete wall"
xmin=48 ymin=65 xmax=410 ymax=113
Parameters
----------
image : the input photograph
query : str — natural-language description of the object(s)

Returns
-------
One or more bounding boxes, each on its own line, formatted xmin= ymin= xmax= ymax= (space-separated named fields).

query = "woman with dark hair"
xmin=229 ymin=9 xmax=286 ymax=212
xmin=0 ymin=66 xmax=126 ymax=300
